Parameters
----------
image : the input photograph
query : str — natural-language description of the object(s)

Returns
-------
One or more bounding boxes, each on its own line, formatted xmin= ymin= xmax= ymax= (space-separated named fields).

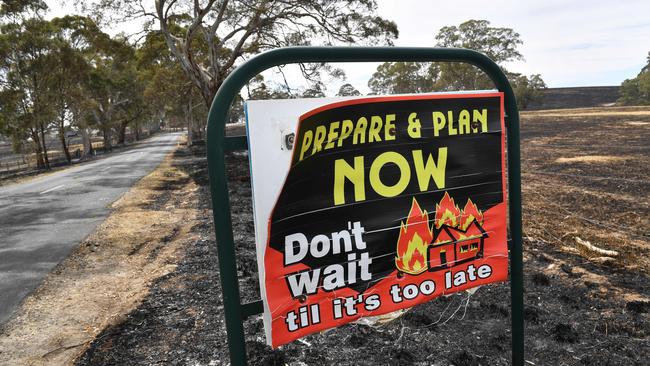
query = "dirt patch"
xmin=555 ymin=155 xmax=630 ymax=164
xmin=0 ymin=145 xmax=200 ymax=366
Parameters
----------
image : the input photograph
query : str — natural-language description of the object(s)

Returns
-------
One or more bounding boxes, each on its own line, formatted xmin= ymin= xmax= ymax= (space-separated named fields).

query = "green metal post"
xmin=206 ymin=47 xmax=524 ymax=366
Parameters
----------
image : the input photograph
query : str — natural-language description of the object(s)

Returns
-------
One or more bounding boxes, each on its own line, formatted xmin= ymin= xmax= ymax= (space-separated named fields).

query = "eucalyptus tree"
xmin=90 ymin=0 xmax=398 ymax=107
xmin=83 ymin=35 xmax=140 ymax=151
xmin=136 ymin=30 xmax=204 ymax=143
xmin=336 ymin=83 xmax=362 ymax=97
xmin=0 ymin=17 xmax=59 ymax=168
xmin=47 ymin=16 xmax=96 ymax=161
xmin=367 ymin=20 xmax=546 ymax=109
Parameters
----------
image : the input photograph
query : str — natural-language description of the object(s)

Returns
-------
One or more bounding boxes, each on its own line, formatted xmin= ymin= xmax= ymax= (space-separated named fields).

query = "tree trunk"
xmin=58 ymin=128 xmax=71 ymax=163
xmin=31 ymin=129 xmax=45 ymax=169
xmin=103 ymin=128 xmax=112 ymax=152
xmin=39 ymin=124 xmax=50 ymax=169
xmin=135 ymin=125 xmax=141 ymax=141
xmin=58 ymin=111 xmax=72 ymax=163
xmin=80 ymin=127 xmax=93 ymax=156
xmin=187 ymin=98 xmax=194 ymax=146
xmin=118 ymin=122 xmax=127 ymax=145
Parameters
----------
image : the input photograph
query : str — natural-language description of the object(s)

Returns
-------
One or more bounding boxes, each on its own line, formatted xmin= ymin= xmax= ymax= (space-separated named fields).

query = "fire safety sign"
xmin=246 ymin=92 xmax=509 ymax=348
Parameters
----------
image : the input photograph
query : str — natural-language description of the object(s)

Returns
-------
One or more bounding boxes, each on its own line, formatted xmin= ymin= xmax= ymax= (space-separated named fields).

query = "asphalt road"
xmin=0 ymin=132 xmax=182 ymax=325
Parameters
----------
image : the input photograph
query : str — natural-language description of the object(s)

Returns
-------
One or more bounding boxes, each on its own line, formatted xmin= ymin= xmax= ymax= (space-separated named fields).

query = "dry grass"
xmin=520 ymin=106 xmax=650 ymax=276
xmin=554 ymin=155 xmax=630 ymax=164
xmin=0 ymin=148 xmax=200 ymax=366
xmin=522 ymin=105 xmax=650 ymax=117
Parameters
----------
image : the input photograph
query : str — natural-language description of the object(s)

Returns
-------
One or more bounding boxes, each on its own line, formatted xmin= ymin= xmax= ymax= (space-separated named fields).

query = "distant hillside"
xmin=526 ymin=86 xmax=620 ymax=110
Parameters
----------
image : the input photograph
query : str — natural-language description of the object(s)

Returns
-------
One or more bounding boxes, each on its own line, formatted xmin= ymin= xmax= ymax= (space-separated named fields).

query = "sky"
xmin=46 ymin=0 xmax=650 ymax=95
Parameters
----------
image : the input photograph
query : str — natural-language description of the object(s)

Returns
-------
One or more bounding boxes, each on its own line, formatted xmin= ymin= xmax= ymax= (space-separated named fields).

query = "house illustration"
xmin=427 ymin=218 xmax=487 ymax=272
xmin=395 ymin=193 xmax=489 ymax=275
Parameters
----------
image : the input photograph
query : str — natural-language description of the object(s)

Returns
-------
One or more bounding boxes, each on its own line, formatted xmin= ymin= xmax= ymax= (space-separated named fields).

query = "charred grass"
xmin=75 ymin=107 xmax=649 ymax=365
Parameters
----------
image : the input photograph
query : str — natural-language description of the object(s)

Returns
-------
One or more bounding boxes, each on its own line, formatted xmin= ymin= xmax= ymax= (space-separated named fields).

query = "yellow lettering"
xmin=338 ymin=120 xmax=354 ymax=147
xmin=312 ymin=125 xmax=327 ymax=154
xmin=408 ymin=112 xmax=421 ymax=138
xmin=299 ymin=130 xmax=313 ymax=161
xmin=473 ymin=109 xmax=488 ymax=132
xmin=334 ymin=156 xmax=366 ymax=205
xmin=458 ymin=110 xmax=470 ymax=134
xmin=369 ymin=116 xmax=382 ymax=143
xmin=447 ymin=111 xmax=457 ymax=136
xmin=385 ymin=114 xmax=396 ymax=141
xmin=369 ymin=151 xmax=410 ymax=198
xmin=432 ymin=112 xmax=446 ymax=137
xmin=353 ymin=117 xmax=367 ymax=144
xmin=412 ymin=148 xmax=447 ymax=191
xmin=325 ymin=122 xmax=339 ymax=149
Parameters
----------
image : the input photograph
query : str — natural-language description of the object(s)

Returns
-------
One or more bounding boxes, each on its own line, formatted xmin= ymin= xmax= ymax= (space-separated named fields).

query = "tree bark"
xmin=31 ymin=129 xmax=45 ymax=169
xmin=186 ymin=97 xmax=194 ymax=146
xmin=118 ymin=122 xmax=127 ymax=145
xmin=102 ymin=128 xmax=112 ymax=152
xmin=58 ymin=110 xmax=72 ymax=163
xmin=39 ymin=123 xmax=50 ymax=169
xmin=80 ymin=127 xmax=93 ymax=156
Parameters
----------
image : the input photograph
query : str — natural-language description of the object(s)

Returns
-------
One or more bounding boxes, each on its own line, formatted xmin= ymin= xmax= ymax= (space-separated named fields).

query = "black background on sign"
xmin=269 ymin=96 xmax=503 ymax=291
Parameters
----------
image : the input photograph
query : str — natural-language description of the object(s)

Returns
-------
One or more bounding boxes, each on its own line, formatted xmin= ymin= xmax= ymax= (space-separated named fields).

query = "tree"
xmin=336 ymin=83 xmax=361 ymax=97
xmin=367 ymin=20 xmax=546 ymax=109
xmin=0 ymin=0 xmax=47 ymax=19
xmin=508 ymin=73 xmax=546 ymax=110
xmin=619 ymin=52 xmax=650 ymax=106
xmin=248 ymin=78 xmax=292 ymax=100
xmin=368 ymin=62 xmax=434 ymax=95
xmin=47 ymin=16 xmax=97 ymax=162
xmin=0 ymin=17 xmax=60 ymax=168
xmin=83 ymin=35 xmax=140 ymax=151
xmin=90 ymin=0 xmax=398 ymax=108
xmin=301 ymin=82 xmax=326 ymax=98
xmin=433 ymin=19 xmax=522 ymax=91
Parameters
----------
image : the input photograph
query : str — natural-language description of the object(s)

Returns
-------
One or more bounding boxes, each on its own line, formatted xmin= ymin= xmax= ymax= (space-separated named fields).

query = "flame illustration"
xmin=460 ymin=199 xmax=484 ymax=230
xmin=434 ymin=192 xmax=461 ymax=229
xmin=395 ymin=198 xmax=433 ymax=275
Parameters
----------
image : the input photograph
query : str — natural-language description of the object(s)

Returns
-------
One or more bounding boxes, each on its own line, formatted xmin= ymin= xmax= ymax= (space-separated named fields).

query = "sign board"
xmin=246 ymin=92 xmax=508 ymax=348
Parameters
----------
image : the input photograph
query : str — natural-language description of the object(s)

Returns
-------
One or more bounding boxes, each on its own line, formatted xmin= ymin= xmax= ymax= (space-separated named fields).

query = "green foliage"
xmin=0 ymin=16 xmax=61 ymax=165
xmin=302 ymin=83 xmax=326 ymax=98
xmin=368 ymin=62 xmax=434 ymax=95
xmin=367 ymin=19 xmax=546 ymax=109
xmin=0 ymin=0 xmax=47 ymax=17
xmin=618 ymin=52 xmax=650 ymax=106
xmin=248 ymin=82 xmax=292 ymax=100
xmin=508 ymin=73 xmax=547 ymax=110
xmin=90 ymin=0 xmax=398 ymax=106
xmin=0 ymin=10 xmax=166 ymax=162
xmin=336 ymin=83 xmax=362 ymax=97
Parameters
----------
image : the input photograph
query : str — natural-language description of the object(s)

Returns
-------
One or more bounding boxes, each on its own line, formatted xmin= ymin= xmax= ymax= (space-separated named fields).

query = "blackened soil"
xmin=77 ymin=135 xmax=649 ymax=365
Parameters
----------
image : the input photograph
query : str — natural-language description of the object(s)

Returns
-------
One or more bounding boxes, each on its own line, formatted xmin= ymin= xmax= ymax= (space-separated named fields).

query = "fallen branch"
xmin=575 ymin=237 xmax=619 ymax=257
xmin=41 ymin=340 xmax=89 ymax=359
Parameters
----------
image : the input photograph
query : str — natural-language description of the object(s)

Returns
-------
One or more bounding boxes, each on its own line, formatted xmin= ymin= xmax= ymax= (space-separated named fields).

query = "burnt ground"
xmin=76 ymin=108 xmax=649 ymax=366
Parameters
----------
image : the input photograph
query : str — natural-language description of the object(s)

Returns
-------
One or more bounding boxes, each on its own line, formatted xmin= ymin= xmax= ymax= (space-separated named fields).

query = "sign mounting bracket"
xmin=206 ymin=46 xmax=523 ymax=366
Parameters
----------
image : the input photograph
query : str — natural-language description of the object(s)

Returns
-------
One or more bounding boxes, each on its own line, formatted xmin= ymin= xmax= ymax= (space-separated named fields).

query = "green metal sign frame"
xmin=206 ymin=47 xmax=524 ymax=366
